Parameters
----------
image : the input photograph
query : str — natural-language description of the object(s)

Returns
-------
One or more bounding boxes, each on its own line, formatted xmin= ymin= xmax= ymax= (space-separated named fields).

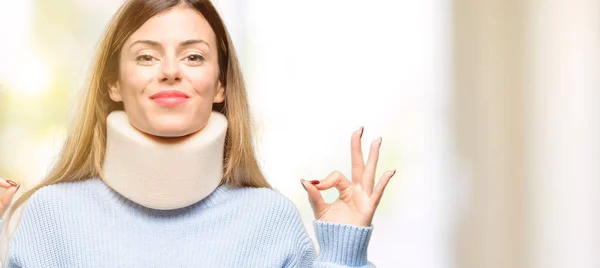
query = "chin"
xmin=142 ymin=115 xmax=203 ymax=138
xmin=136 ymin=120 xmax=193 ymax=138
xmin=152 ymin=130 xmax=191 ymax=138
xmin=150 ymin=126 xmax=198 ymax=138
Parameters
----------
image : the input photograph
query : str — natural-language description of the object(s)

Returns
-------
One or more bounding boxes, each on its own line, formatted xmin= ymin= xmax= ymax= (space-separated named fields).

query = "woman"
xmin=0 ymin=0 xmax=394 ymax=267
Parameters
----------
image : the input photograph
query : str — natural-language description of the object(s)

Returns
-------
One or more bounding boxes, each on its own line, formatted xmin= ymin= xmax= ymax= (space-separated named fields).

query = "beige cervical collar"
xmin=101 ymin=110 xmax=227 ymax=210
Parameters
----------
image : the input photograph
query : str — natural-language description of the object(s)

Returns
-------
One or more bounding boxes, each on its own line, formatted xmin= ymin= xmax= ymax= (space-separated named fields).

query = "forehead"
xmin=126 ymin=5 xmax=216 ymax=46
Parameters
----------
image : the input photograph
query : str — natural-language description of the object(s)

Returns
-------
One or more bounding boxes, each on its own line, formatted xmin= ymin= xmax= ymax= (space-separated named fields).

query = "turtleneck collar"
xmin=101 ymin=110 xmax=228 ymax=210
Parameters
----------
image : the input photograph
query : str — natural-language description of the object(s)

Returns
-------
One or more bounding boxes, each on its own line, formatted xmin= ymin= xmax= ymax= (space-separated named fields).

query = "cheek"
xmin=183 ymin=67 xmax=219 ymax=96
xmin=119 ymin=64 xmax=156 ymax=96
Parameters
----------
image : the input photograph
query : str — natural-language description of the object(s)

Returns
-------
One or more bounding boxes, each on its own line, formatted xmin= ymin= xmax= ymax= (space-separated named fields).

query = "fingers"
xmin=0 ymin=177 xmax=20 ymax=217
xmin=371 ymin=169 xmax=395 ymax=208
xmin=0 ymin=185 xmax=18 ymax=208
xmin=351 ymin=126 xmax=365 ymax=185
xmin=300 ymin=179 xmax=328 ymax=217
xmin=362 ymin=137 xmax=382 ymax=195
xmin=301 ymin=171 xmax=352 ymax=217
xmin=312 ymin=171 xmax=352 ymax=193
xmin=0 ymin=177 xmax=18 ymax=189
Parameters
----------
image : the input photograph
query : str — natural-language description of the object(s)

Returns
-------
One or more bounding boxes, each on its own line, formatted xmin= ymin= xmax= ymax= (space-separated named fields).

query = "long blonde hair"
xmin=7 ymin=0 xmax=270 ymax=222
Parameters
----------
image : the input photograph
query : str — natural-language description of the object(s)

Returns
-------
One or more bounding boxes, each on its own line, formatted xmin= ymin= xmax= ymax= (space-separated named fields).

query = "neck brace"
xmin=101 ymin=110 xmax=227 ymax=210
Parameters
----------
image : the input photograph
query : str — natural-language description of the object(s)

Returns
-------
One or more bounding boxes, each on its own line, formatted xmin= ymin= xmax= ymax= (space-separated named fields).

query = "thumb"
xmin=300 ymin=179 xmax=328 ymax=217
xmin=0 ymin=184 xmax=19 ymax=218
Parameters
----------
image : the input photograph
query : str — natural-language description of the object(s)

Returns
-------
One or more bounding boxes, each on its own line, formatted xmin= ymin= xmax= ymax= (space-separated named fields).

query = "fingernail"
xmin=378 ymin=137 xmax=383 ymax=147
xmin=359 ymin=126 xmax=364 ymax=138
xmin=6 ymin=180 xmax=18 ymax=187
xmin=16 ymin=184 xmax=21 ymax=191
xmin=391 ymin=169 xmax=396 ymax=177
xmin=300 ymin=180 xmax=307 ymax=191
xmin=309 ymin=180 xmax=320 ymax=185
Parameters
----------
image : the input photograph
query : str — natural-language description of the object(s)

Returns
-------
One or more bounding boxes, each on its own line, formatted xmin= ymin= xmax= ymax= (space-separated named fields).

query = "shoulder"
xmin=20 ymin=179 xmax=100 ymax=222
xmin=27 ymin=179 xmax=96 ymax=206
xmin=227 ymin=186 xmax=304 ymax=225
xmin=230 ymin=186 xmax=299 ymax=211
xmin=8 ymin=179 xmax=97 ymax=243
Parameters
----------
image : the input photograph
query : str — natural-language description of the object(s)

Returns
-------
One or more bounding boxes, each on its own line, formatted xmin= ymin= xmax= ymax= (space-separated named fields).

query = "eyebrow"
xmin=128 ymin=39 xmax=211 ymax=50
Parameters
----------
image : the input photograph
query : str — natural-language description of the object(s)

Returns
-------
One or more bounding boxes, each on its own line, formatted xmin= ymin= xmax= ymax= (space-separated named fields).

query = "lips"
xmin=150 ymin=90 xmax=189 ymax=107
xmin=150 ymin=90 xmax=189 ymax=99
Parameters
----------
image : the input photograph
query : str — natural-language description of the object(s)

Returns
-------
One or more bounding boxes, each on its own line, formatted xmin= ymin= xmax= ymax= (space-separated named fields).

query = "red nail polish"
xmin=6 ymin=180 xmax=17 ymax=187
xmin=359 ymin=126 xmax=364 ymax=138
xmin=391 ymin=169 xmax=396 ymax=177
xmin=16 ymin=184 xmax=21 ymax=191
xmin=310 ymin=180 xmax=320 ymax=185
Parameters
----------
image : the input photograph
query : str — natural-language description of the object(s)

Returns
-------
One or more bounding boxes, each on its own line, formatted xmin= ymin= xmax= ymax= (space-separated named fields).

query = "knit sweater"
xmin=0 ymin=178 xmax=375 ymax=267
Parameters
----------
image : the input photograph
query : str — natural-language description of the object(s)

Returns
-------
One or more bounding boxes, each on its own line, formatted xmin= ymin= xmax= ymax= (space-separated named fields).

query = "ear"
xmin=213 ymin=80 xmax=225 ymax=104
xmin=108 ymin=81 xmax=123 ymax=102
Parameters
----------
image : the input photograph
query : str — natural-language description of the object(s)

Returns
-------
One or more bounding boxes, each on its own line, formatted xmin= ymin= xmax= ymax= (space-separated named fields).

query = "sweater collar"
xmin=88 ymin=178 xmax=233 ymax=216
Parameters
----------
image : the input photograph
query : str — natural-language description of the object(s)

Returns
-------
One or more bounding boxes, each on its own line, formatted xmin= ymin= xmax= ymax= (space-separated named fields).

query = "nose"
xmin=158 ymin=57 xmax=182 ymax=83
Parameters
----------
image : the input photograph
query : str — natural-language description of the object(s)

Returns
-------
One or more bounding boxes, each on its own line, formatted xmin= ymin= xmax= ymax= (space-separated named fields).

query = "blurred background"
xmin=0 ymin=0 xmax=598 ymax=267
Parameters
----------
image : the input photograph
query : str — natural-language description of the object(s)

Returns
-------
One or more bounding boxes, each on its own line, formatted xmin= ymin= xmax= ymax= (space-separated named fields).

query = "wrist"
xmin=314 ymin=220 xmax=373 ymax=266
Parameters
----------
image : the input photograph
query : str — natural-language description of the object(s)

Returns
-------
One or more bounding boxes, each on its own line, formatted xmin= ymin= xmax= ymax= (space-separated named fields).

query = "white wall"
xmin=218 ymin=1 xmax=454 ymax=267
xmin=527 ymin=1 xmax=600 ymax=267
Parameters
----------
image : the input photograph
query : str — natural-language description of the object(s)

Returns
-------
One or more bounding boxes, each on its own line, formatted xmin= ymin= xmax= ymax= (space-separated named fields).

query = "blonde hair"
xmin=7 ymin=0 xmax=270 ymax=222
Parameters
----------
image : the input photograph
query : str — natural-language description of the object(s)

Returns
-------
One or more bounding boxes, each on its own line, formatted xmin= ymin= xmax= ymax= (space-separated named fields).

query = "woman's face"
xmin=109 ymin=5 xmax=224 ymax=137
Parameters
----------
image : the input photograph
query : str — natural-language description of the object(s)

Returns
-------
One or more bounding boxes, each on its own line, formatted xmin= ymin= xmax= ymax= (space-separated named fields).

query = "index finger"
xmin=0 ymin=177 xmax=17 ymax=189
xmin=0 ymin=183 xmax=19 ymax=217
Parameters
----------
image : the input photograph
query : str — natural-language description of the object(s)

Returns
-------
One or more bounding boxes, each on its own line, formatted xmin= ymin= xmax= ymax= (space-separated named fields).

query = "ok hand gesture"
xmin=301 ymin=127 xmax=395 ymax=227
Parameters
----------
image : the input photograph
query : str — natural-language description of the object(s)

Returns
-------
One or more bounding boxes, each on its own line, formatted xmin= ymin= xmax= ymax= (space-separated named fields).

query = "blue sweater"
xmin=1 ymin=178 xmax=375 ymax=267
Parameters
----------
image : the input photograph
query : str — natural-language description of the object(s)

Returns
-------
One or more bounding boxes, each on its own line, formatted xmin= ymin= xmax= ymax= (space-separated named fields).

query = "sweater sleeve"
xmin=292 ymin=220 xmax=376 ymax=268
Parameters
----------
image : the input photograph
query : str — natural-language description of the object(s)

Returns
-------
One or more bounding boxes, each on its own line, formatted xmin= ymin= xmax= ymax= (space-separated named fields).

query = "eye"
xmin=185 ymin=54 xmax=205 ymax=63
xmin=135 ymin=54 xmax=156 ymax=62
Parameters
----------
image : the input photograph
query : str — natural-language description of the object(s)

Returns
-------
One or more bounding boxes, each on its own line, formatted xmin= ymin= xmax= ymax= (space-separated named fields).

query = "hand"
xmin=301 ymin=126 xmax=395 ymax=227
xmin=0 ymin=177 xmax=20 ymax=219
